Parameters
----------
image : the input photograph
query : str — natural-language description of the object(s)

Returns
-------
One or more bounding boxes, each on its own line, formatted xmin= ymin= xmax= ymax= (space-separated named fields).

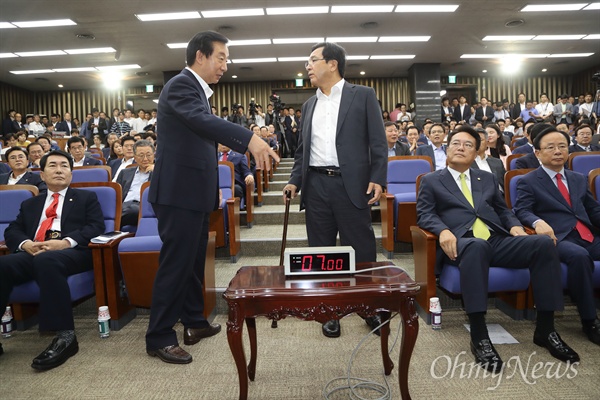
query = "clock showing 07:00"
xmin=284 ymin=246 xmax=356 ymax=276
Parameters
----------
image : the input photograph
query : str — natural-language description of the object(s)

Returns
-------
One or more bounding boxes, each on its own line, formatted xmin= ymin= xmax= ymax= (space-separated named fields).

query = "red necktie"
xmin=35 ymin=193 xmax=60 ymax=242
xmin=222 ymin=152 xmax=228 ymax=162
xmin=556 ymin=174 xmax=593 ymax=242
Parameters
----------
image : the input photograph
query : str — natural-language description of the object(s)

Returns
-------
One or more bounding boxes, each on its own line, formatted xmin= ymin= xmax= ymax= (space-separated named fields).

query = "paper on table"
xmin=90 ymin=231 xmax=129 ymax=244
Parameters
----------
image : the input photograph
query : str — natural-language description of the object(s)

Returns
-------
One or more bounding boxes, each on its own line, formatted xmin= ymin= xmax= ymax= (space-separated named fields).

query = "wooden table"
xmin=223 ymin=262 xmax=421 ymax=400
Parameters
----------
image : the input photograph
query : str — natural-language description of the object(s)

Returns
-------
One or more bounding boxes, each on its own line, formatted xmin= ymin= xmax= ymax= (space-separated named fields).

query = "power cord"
xmin=322 ymin=312 xmax=402 ymax=400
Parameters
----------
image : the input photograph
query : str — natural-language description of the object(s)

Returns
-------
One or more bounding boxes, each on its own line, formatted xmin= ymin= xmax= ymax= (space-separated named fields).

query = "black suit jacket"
xmin=471 ymin=157 xmax=506 ymax=192
xmin=416 ymin=144 xmax=446 ymax=169
xmin=4 ymin=188 xmax=105 ymax=252
xmin=511 ymin=103 xmax=526 ymax=120
xmin=475 ymin=106 xmax=495 ymax=126
xmin=77 ymin=156 xmax=102 ymax=166
xmin=0 ymin=171 xmax=46 ymax=191
xmin=108 ymin=158 xmax=136 ymax=179
xmin=55 ymin=120 xmax=76 ymax=134
xmin=11 ymin=120 xmax=24 ymax=132
xmin=514 ymin=152 xmax=540 ymax=169
xmin=220 ymin=151 xmax=251 ymax=187
xmin=116 ymin=167 xmax=152 ymax=202
xmin=389 ymin=141 xmax=411 ymax=156
xmin=568 ymin=144 xmax=600 ymax=153
xmin=452 ymin=104 xmax=471 ymax=123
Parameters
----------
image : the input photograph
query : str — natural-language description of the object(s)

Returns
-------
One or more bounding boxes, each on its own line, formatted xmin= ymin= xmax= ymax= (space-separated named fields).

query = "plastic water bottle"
xmin=1 ymin=306 xmax=13 ymax=338
xmin=430 ymin=297 xmax=442 ymax=330
xmin=98 ymin=306 xmax=111 ymax=338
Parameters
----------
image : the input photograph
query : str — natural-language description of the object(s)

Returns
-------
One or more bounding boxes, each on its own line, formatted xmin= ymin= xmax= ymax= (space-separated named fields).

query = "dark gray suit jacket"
xmin=116 ymin=167 xmax=152 ymax=202
xmin=289 ymin=81 xmax=387 ymax=210
xmin=0 ymin=171 xmax=46 ymax=191
xmin=471 ymin=156 xmax=506 ymax=192
xmin=416 ymin=144 xmax=445 ymax=169
xmin=389 ymin=141 xmax=411 ymax=156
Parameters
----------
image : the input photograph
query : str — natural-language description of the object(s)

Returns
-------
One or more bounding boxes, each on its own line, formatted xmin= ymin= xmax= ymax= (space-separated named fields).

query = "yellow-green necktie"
xmin=460 ymin=173 xmax=491 ymax=240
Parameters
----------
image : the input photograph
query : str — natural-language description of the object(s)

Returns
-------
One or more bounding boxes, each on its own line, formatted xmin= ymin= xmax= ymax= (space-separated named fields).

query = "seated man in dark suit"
xmin=471 ymin=128 xmax=506 ymax=192
xmin=26 ymin=142 xmax=45 ymax=168
xmin=417 ymin=125 xmax=576 ymax=373
xmin=0 ymin=150 xmax=105 ymax=369
xmin=116 ymin=140 xmax=154 ymax=227
xmin=514 ymin=127 xmax=600 ymax=347
xmin=218 ymin=143 xmax=254 ymax=201
xmin=109 ymin=136 xmax=136 ymax=182
xmin=385 ymin=121 xmax=410 ymax=157
xmin=0 ymin=147 xmax=46 ymax=190
xmin=67 ymin=136 xmax=101 ymax=167
xmin=0 ymin=161 xmax=9 ymax=174
xmin=416 ymin=123 xmax=446 ymax=169
xmin=569 ymin=124 xmax=600 ymax=153
xmin=511 ymin=123 xmax=536 ymax=154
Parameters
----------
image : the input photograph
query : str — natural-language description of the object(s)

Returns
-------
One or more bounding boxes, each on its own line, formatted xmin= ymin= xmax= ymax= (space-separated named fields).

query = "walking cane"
xmin=272 ymin=189 xmax=292 ymax=329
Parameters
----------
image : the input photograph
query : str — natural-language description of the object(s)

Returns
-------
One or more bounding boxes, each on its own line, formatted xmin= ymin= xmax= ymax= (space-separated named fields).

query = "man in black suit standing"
xmin=514 ymin=128 xmax=600 ymax=347
xmin=0 ymin=147 xmax=46 ymax=190
xmin=385 ymin=121 xmax=410 ymax=156
xmin=417 ymin=125 xmax=576 ymax=373
xmin=284 ymin=41 xmax=387 ymax=338
xmin=146 ymin=31 xmax=278 ymax=364
xmin=0 ymin=150 xmax=104 ymax=369
xmin=474 ymin=97 xmax=495 ymax=126
xmin=452 ymin=95 xmax=471 ymax=124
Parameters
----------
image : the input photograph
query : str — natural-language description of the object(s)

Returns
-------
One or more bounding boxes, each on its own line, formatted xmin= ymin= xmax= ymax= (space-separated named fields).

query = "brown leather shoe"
xmin=183 ymin=323 xmax=222 ymax=345
xmin=147 ymin=345 xmax=192 ymax=364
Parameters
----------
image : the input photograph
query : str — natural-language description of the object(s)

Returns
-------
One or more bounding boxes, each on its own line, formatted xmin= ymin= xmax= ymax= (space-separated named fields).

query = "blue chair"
xmin=569 ymin=152 xmax=600 ymax=176
xmin=71 ymin=165 xmax=112 ymax=183
xmin=589 ymin=168 xmax=600 ymax=201
xmin=0 ymin=184 xmax=39 ymax=255
xmin=411 ymin=169 xmax=533 ymax=324
xmin=506 ymin=153 xmax=525 ymax=171
xmin=381 ymin=156 xmax=433 ymax=258
xmin=209 ymin=162 xmax=241 ymax=261
xmin=8 ymin=181 xmax=122 ymax=330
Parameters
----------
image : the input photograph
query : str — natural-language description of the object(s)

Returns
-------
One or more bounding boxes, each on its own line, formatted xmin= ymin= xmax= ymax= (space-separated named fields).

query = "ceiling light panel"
xmin=266 ymin=6 xmax=329 ymax=15
xmin=12 ymin=19 xmax=77 ymax=28
xmin=273 ymin=38 xmax=325 ymax=44
xmin=482 ymin=35 xmax=535 ymax=41
xmin=166 ymin=43 xmax=187 ymax=49
xmin=395 ymin=5 xmax=459 ymax=12
xmin=64 ymin=47 xmax=116 ymax=54
xmin=0 ymin=22 xmax=16 ymax=29
xmin=201 ymin=8 xmax=264 ymax=18
xmin=331 ymin=5 xmax=395 ymax=13
xmin=533 ymin=35 xmax=586 ymax=40
xmin=584 ymin=34 xmax=600 ymax=39
xmin=96 ymin=64 xmax=141 ymax=70
xmin=53 ymin=67 xmax=98 ymax=72
xmin=379 ymin=36 xmax=430 ymax=42
xmin=347 ymin=55 xmax=370 ymax=60
xmin=135 ymin=12 xmax=201 ymax=21
xmin=231 ymin=58 xmax=277 ymax=63
xmin=583 ymin=3 xmax=600 ymax=10
xmin=0 ymin=53 xmax=18 ymax=58
xmin=521 ymin=4 xmax=588 ymax=12
xmin=228 ymin=39 xmax=272 ymax=46
xmin=326 ymin=37 xmax=378 ymax=43
xmin=548 ymin=53 xmax=593 ymax=57
xmin=10 ymin=69 xmax=55 ymax=74
xmin=370 ymin=55 xmax=416 ymax=59
xmin=15 ymin=50 xmax=67 ymax=57
xmin=278 ymin=57 xmax=309 ymax=62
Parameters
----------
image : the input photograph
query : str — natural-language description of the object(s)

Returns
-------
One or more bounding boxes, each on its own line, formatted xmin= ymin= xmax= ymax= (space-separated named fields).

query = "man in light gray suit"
xmin=284 ymin=42 xmax=387 ymax=338
xmin=553 ymin=94 xmax=574 ymax=125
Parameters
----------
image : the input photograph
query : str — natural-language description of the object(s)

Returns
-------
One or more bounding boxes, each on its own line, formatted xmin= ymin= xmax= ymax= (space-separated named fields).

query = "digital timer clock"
xmin=283 ymin=246 xmax=356 ymax=276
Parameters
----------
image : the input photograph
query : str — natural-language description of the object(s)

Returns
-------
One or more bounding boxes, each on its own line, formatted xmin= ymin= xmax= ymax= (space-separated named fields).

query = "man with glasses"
xmin=417 ymin=125 xmax=573 ymax=373
xmin=26 ymin=142 xmax=45 ymax=168
xmin=284 ymin=42 xmax=387 ymax=339
xmin=569 ymin=124 xmax=599 ymax=153
xmin=416 ymin=123 xmax=446 ymax=170
xmin=0 ymin=147 xmax=46 ymax=190
xmin=67 ymin=136 xmax=101 ymax=167
xmin=514 ymin=128 xmax=600 ymax=348
xmin=109 ymin=136 xmax=136 ymax=182
xmin=116 ymin=139 xmax=154 ymax=227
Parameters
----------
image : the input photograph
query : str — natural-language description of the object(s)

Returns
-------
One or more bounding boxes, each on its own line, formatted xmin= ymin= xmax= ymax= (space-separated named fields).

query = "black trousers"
xmin=145 ymin=203 xmax=209 ymax=351
xmin=303 ymin=170 xmax=376 ymax=263
xmin=121 ymin=200 xmax=140 ymax=227
xmin=451 ymin=233 xmax=564 ymax=314
xmin=0 ymin=248 xmax=93 ymax=331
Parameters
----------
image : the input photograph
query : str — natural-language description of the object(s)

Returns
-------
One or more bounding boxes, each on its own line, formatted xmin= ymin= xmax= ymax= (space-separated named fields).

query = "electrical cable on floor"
xmin=322 ymin=312 xmax=402 ymax=400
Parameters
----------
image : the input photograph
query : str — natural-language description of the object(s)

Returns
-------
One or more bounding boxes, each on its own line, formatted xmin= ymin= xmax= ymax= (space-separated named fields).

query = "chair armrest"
xmin=380 ymin=193 xmax=395 ymax=255
xmin=226 ymin=197 xmax=241 ymax=260
xmin=88 ymin=232 xmax=135 ymax=250
xmin=410 ymin=226 xmax=439 ymax=314
xmin=245 ymin=181 xmax=254 ymax=226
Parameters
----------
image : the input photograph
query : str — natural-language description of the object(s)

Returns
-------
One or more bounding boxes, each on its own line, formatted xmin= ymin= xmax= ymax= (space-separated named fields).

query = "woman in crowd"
xmin=382 ymin=110 xmax=390 ymax=122
xmin=485 ymin=123 xmax=511 ymax=168
xmin=108 ymin=140 xmax=123 ymax=163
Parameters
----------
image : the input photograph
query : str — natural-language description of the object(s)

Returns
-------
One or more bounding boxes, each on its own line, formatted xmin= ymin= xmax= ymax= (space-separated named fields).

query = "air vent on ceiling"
xmin=451 ymin=61 xmax=466 ymax=66
xmin=76 ymin=33 xmax=96 ymax=40
xmin=347 ymin=63 xmax=361 ymax=68
xmin=361 ymin=22 xmax=379 ymax=30
xmin=240 ymin=66 xmax=253 ymax=71
xmin=34 ymin=77 xmax=49 ymax=81
xmin=505 ymin=19 xmax=524 ymax=28
xmin=217 ymin=25 xmax=235 ymax=34
xmin=136 ymin=71 xmax=150 ymax=76
xmin=554 ymin=60 xmax=569 ymax=65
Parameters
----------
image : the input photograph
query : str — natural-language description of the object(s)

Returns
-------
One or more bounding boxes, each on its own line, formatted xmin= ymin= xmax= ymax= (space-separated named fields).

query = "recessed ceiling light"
xmin=58 ymin=84 xmax=64 ymax=88
xmin=395 ymin=5 xmax=459 ymax=12
xmin=231 ymin=58 xmax=277 ymax=63
xmin=166 ymin=43 xmax=187 ymax=49
xmin=273 ymin=38 xmax=324 ymax=44
xmin=378 ymin=36 xmax=430 ymax=42
xmin=584 ymin=34 xmax=600 ymax=39
xmin=0 ymin=53 xmax=18 ymax=58
xmin=326 ymin=37 xmax=378 ymax=43
xmin=297 ymin=73 xmax=303 ymax=77
xmin=228 ymin=39 xmax=271 ymax=46
xmin=96 ymin=64 xmax=141 ymax=70
xmin=266 ymin=6 xmax=329 ymax=15
xmin=53 ymin=67 xmax=98 ymax=72
xmin=542 ymin=68 xmax=547 ymax=72
xmin=331 ymin=5 xmax=395 ymax=13
xmin=10 ymin=69 xmax=55 ymax=74
xmin=232 ymin=75 xmax=238 ymax=79
xmin=135 ymin=12 xmax=201 ymax=21
xmin=533 ymin=35 xmax=586 ymax=40
xmin=202 ymin=8 xmax=264 ymax=18
xmin=277 ymin=57 xmax=307 ymax=62
xmin=584 ymin=3 xmax=600 ymax=10
xmin=461 ymin=54 xmax=549 ymax=58
xmin=64 ymin=47 xmax=116 ymax=54
xmin=521 ymin=4 xmax=587 ymax=12
xmin=12 ymin=19 xmax=77 ymax=28
xmin=15 ymin=50 xmax=67 ymax=57
xmin=370 ymin=55 xmax=415 ymax=59
xmin=482 ymin=35 xmax=535 ymax=41
xmin=548 ymin=53 xmax=593 ymax=57
xmin=0 ymin=22 xmax=16 ymax=29
xmin=360 ymin=71 xmax=366 ymax=75
xmin=482 ymin=70 xmax=487 ymax=73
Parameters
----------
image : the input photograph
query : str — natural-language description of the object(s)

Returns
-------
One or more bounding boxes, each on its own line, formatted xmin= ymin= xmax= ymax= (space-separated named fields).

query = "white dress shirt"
xmin=112 ymin=157 xmax=135 ymax=182
xmin=309 ymin=78 xmax=344 ymax=167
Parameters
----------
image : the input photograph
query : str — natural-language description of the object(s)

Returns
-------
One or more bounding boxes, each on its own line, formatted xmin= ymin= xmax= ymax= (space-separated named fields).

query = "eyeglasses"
xmin=449 ymin=141 xmax=475 ymax=149
xmin=135 ymin=153 xmax=154 ymax=159
xmin=305 ymin=58 xmax=326 ymax=68
xmin=8 ymin=154 xmax=26 ymax=160
xmin=123 ymin=144 xmax=134 ymax=149
xmin=541 ymin=144 xmax=568 ymax=152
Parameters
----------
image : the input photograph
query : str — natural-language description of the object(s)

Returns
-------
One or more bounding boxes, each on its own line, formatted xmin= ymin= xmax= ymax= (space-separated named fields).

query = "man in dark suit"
xmin=385 ymin=121 xmax=410 ymax=156
xmin=284 ymin=41 xmax=387 ymax=338
xmin=471 ymin=128 xmax=506 ymax=192
xmin=474 ymin=97 xmax=494 ymax=126
xmin=102 ymin=133 xmax=120 ymax=160
xmin=218 ymin=143 xmax=254 ymax=200
xmin=0 ymin=147 xmax=46 ymax=190
xmin=569 ymin=124 xmax=600 ymax=153
xmin=515 ymin=152 xmax=541 ymax=169
xmin=514 ymin=128 xmax=600 ymax=346
xmin=146 ymin=31 xmax=277 ymax=364
xmin=109 ymin=136 xmax=136 ymax=181
xmin=55 ymin=112 xmax=76 ymax=134
xmin=441 ymin=97 xmax=453 ymax=123
xmin=452 ymin=95 xmax=471 ymax=124
xmin=417 ymin=125 xmax=576 ymax=373
xmin=0 ymin=150 xmax=104 ymax=369
xmin=2 ymin=109 xmax=17 ymax=136
xmin=416 ymin=123 xmax=446 ymax=170
xmin=511 ymin=93 xmax=527 ymax=120
xmin=11 ymin=112 xmax=24 ymax=132
xmin=67 ymin=136 xmax=101 ymax=167
xmin=116 ymin=139 xmax=154 ymax=227
xmin=86 ymin=108 xmax=108 ymax=142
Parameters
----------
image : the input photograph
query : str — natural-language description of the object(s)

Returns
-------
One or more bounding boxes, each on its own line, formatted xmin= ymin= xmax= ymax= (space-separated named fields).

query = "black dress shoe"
xmin=147 ymin=345 xmax=192 ymax=364
xmin=322 ymin=320 xmax=340 ymax=338
xmin=583 ymin=319 xmax=600 ymax=346
xmin=534 ymin=331 xmax=580 ymax=363
xmin=364 ymin=314 xmax=383 ymax=336
xmin=183 ymin=323 xmax=221 ymax=345
xmin=470 ymin=339 xmax=503 ymax=373
xmin=0 ymin=342 xmax=3 ymax=356
xmin=31 ymin=337 xmax=79 ymax=371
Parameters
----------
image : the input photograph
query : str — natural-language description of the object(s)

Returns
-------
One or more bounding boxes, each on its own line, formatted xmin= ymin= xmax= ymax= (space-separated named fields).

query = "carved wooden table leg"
xmin=246 ymin=317 xmax=257 ymax=381
xmin=227 ymin=304 xmax=248 ymax=400
xmin=379 ymin=311 xmax=394 ymax=375
xmin=399 ymin=297 xmax=419 ymax=400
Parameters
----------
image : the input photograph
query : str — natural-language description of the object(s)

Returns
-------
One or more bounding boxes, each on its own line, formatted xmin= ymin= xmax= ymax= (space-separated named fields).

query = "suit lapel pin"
xmin=69 ymin=198 xmax=73 ymax=202
xmin=477 ymin=177 xmax=481 ymax=181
